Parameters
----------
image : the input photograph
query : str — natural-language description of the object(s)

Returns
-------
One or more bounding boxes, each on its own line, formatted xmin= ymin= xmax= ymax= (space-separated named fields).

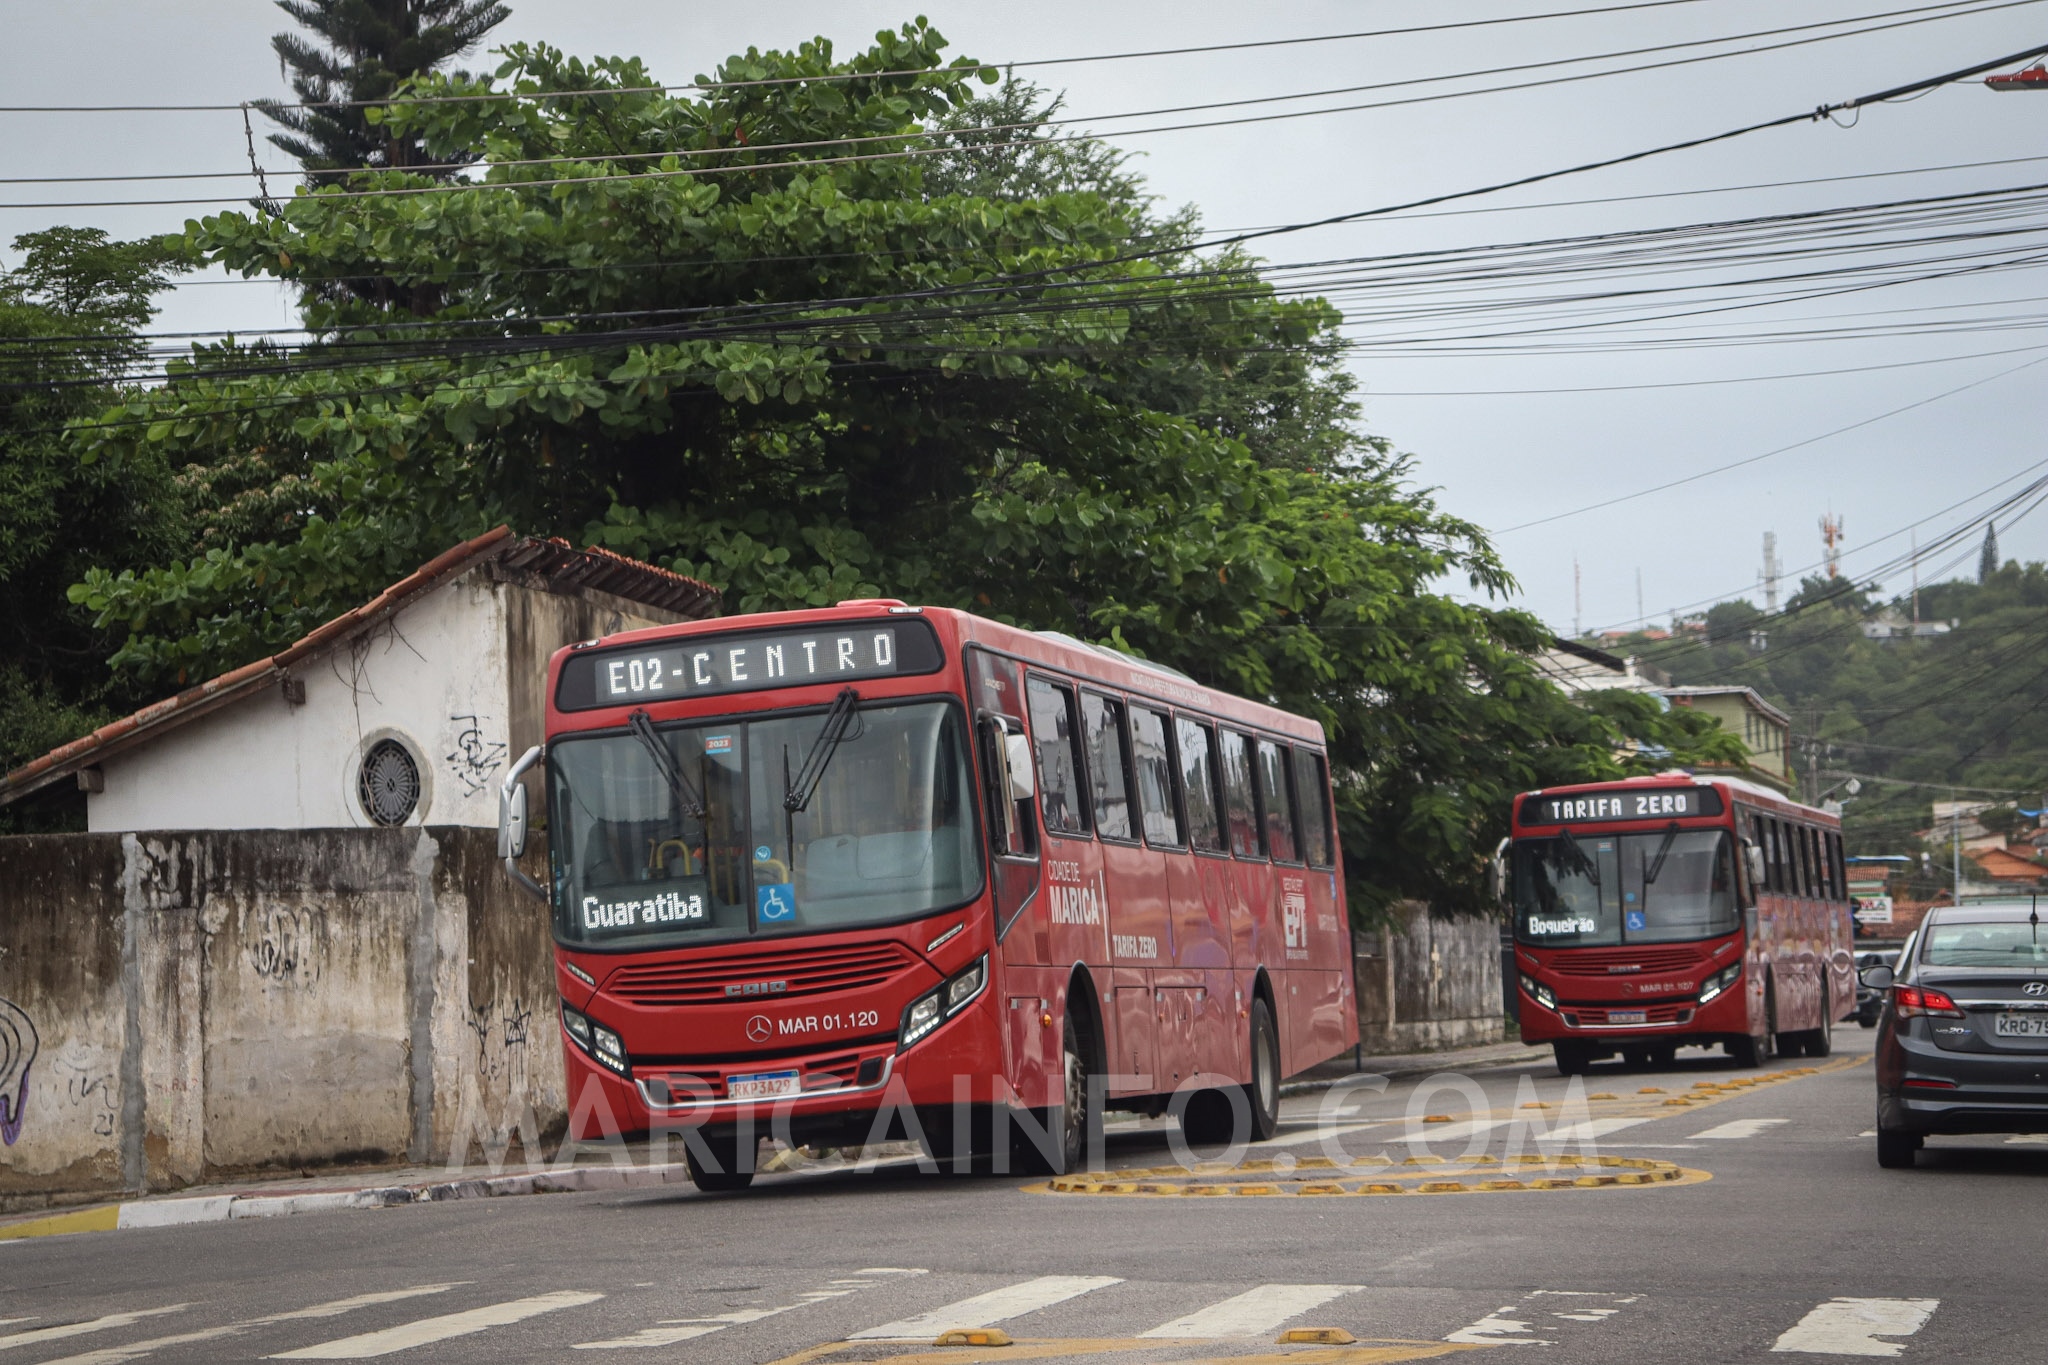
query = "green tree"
xmin=260 ymin=0 xmax=512 ymax=180
xmin=0 ymin=228 xmax=189 ymax=826
xmin=70 ymin=23 xmax=1729 ymax=914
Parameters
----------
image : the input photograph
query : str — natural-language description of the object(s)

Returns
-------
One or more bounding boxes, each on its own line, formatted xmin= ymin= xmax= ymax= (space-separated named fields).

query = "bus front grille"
xmin=1549 ymin=946 xmax=1706 ymax=976
xmin=605 ymin=942 xmax=919 ymax=1005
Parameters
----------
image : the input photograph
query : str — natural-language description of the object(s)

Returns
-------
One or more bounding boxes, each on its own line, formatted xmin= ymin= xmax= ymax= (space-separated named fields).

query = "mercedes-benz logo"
xmin=2025 ymin=982 xmax=2046 ymax=997
xmin=746 ymin=1014 xmax=773 ymax=1042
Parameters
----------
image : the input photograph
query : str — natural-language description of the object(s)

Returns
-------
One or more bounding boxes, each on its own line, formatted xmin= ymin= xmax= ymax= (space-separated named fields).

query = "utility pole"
xmin=1573 ymin=556 xmax=1582 ymax=638
xmin=1910 ymin=527 xmax=1920 ymax=627
xmin=1636 ymin=568 xmax=1646 ymax=631
xmin=1953 ymin=788 xmax=1963 ymax=902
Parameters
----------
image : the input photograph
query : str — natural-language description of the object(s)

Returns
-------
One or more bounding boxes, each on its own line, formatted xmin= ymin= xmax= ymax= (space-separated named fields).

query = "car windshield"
xmin=547 ymin=700 xmax=983 ymax=949
xmin=1922 ymin=921 xmax=2048 ymax=968
xmin=1513 ymin=829 xmax=1738 ymax=947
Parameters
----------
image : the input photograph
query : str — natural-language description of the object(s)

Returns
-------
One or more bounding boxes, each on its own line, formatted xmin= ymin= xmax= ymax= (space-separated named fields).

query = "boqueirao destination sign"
xmin=556 ymin=619 xmax=943 ymax=710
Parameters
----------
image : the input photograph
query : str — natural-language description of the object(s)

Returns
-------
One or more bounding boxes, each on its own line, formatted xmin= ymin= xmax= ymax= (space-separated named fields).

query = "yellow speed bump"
xmin=1279 ymin=1327 xmax=1357 ymax=1344
xmin=1034 ymin=1154 xmax=1704 ymax=1198
xmin=935 ymin=1328 xmax=1012 ymax=1346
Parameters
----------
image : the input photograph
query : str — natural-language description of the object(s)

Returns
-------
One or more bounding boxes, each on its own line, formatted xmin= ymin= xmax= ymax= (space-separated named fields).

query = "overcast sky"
xmin=6 ymin=0 xmax=2046 ymax=635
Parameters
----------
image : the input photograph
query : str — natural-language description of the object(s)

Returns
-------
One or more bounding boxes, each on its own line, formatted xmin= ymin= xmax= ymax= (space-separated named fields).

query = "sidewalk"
xmin=2 ymin=1036 xmax=1547 ymax=1243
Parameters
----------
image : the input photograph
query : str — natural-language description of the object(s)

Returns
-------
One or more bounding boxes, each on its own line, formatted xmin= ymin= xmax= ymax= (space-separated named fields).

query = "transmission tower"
xmin=1820 ymin=514 xmax=1845 ymax=580
xmin=1760 ymin=531 xmax=1781 ymax=612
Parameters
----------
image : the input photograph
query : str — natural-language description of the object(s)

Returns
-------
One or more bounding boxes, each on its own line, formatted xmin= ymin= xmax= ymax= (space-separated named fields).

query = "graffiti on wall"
xmin=248 ymin=905 xmax=323 ymax=986
xmin=1 ymin=997 xmax=39 ymax=1146
xmin=464 ymin=998 xmax=535 ymax=1087
xmin=51 ymin=1044 xmax=116 ymax=1139
xmin=446 ymin=715 xmax=509 ymax=797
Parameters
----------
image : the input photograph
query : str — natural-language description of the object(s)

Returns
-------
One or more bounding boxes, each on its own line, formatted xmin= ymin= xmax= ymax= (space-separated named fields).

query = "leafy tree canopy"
xmin=68 ymin=23 xmax=1735 ymax=914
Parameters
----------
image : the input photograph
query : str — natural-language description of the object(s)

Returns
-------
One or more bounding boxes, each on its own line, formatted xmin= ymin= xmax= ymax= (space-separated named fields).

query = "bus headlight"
xmin=1697 ymin=963 xmax=1743 ymax=1006
xmin=1519 ymin=973 xmax=1557 ymax=1011
xmin=901 ymin=954 xmax=989 ymax=1051
xmin=562 ymin=1004 xmax=630 ymax=1075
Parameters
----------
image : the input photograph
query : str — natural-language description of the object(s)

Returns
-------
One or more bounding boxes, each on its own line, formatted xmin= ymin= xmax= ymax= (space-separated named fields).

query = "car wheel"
xmin=1876 ymin=1126 xmax=1920 ymax=1169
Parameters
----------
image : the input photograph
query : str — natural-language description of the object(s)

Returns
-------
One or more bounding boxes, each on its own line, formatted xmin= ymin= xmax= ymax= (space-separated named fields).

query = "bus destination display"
xmin=1521 ymin=786 xmax=1723 ymax=825
xmin=556 ymin=619 xmax=943 ymax=711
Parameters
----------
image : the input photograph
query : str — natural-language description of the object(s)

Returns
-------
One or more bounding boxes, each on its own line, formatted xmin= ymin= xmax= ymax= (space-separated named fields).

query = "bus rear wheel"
xmin=686 ymin=1131 xmax=757 ymax=1193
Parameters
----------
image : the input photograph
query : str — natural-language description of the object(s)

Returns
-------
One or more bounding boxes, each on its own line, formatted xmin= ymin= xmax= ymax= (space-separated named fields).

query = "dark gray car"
xmin=1868 ymin=900 xmax=2048 ymax=1168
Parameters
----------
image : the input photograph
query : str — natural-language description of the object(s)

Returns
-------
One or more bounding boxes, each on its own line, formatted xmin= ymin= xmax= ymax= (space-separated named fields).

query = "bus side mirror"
xmin=1004 ymin=733 xmax=1036 ymax=800
xmin=1859 ymin=963 xmax=1895 ymax=990
xmin=1741 ymin=839 xmax=1766 ymax=905
xmin=1488 ymin=838 xmax=1510 ymax=909
xmin=499 ymin=745 xmax=547 ymax=903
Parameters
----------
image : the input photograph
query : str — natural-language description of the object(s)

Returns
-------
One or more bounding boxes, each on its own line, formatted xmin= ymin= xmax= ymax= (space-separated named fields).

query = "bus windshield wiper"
xmin=628 ymin=709 xmax=705 ymax=822
xmin=1557 ymin=826 xmax=1597 ymax=884
xmin=785 ymin=687 xmax=861 ymax=813
xmin=1643 ymin=822 xmax=1682 ymax=884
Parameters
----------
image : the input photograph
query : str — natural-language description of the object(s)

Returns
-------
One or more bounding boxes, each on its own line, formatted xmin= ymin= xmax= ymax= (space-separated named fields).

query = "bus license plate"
xmin=728 ymin=1069 xmax=800 ymax=1099
xmin=1607 ymin=1010 xmax=1647 ymax=1024
xmin=1995 ymin=1014 xmax=2048 ymax=1038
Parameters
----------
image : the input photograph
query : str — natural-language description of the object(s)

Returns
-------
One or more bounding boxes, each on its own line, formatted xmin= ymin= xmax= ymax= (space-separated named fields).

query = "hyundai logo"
xmin=2025 ymin=982 xmax=2047 ymax=997
xmin=726 ymin=980 xmax=789 ymax=999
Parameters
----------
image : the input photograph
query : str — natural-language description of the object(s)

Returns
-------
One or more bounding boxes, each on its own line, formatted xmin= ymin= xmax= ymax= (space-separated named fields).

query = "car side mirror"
xmin=1004 ymin=732 xmax=1036 ymax=800
xmin=1859 ymin=963 xmax=1895 ymax=990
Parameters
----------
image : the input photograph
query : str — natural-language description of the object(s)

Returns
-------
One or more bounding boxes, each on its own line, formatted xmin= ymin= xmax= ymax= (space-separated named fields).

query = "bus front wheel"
xmin=1244 ymin=998 xmax=1281 ymax=1142
xmin=686 ymin=1131 xmax=757 ymax=1193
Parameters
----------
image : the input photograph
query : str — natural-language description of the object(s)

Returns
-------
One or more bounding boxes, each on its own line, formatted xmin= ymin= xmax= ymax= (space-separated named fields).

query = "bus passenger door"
xmin=968 ymin=648 xmax=1043 ymax=965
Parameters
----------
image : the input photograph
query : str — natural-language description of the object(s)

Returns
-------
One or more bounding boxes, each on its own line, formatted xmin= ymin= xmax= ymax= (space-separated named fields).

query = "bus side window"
xmin=1026 ymin=676 xmax=1089 ymax=837
xmin=1219 ymin=730 xmax=1263 ymax=859
xmin=1081 ymin=691 xmax=1135 ymax=842
xmin=1768 ymin=819 xmax=1786 ymax=893
xmin=1254 ymin=739 xmax=1299 ymax=863
xmin=1176 ymin=717 xmax=1226 ymax=854
xmin=1830 ymin=832 xmax=1847 ymax=901
xmin=1805 ymin=827 xmax=1821 ymax=898
xmin=1131 ymin=707 xmax=1184 ymax=848
xmin=1291 ymin=747 xmax=1334 ymax=869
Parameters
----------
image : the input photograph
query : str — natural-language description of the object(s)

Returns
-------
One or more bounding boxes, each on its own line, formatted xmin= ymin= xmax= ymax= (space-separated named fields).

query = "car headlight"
xmin=1697 ymin=962 xmax=1742 ymax=1005
xmin=562 ymin=1004 xmax=630 ymax=1075
xmin=901 ymin=954 xmax=989 ymax=1051
xmin=1519 ymin=973 xmax=1557 ymax=1011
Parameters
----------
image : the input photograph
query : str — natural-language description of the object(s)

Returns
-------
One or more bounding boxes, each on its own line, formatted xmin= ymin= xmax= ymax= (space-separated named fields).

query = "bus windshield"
xmin=1513 ymin=828 xmax=1737 ymax=947
xmin=547 ymin=700 xmax=984 ymax=950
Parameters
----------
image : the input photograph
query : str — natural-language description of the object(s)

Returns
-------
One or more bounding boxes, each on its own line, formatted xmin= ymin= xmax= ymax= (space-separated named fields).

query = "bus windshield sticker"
xmin=556 ymin=620 xmax=943 ymax=710
xmin=704 ymin=734 xmax=734 ymax=754
xmin=757 ymin=882 xmax=796 ymax=923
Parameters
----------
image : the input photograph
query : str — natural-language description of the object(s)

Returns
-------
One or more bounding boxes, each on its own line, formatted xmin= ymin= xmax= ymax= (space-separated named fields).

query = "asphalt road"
xmin=6 ymin=1024 xmax=2046 ymax=1363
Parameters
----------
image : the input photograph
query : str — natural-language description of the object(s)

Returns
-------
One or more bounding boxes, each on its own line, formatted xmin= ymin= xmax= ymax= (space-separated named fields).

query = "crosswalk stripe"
xmin=1140 ymin=1285 xmax=1361 ymax=1339
xmin=1771 ymin=1298 xmax=1938 ymax=1356
xmin=849 ymin=1276 xmax=1123 ymax=1342
xmin=573 ymin=1270 xmax=910 ymax=1350
xmin=40 ymin=1287 xmax=463 ymax=1365
xmin=269 ymin=1291 xmax=603 ymax=1359
xmin=1692 ymin=1119 xmax=1790 ymax=1140
xmin=0 ymin=1306 xmax=189 ymax=1352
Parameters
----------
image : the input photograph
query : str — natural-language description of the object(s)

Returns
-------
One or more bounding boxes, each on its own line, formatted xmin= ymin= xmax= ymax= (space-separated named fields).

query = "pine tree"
xmin=259 ymin=0 xmax=511 ymax=181
xmin=1979 ymin=522 xmax=2000 ymax=583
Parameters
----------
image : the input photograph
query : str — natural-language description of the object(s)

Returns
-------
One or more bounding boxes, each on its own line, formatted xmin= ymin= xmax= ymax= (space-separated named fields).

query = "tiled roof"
xmin=0 ymin=528 xmax=718 ymax=806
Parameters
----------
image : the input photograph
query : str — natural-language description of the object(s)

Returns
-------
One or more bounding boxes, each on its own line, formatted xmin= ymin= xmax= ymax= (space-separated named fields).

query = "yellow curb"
xmin=1280 ymin=1328 xmax=1357 ymax=1345
xmin=0 ymin=1205 xmax=121 ymax=1241
xmin=935 ymin=1329 xmax=1012 ymax=1347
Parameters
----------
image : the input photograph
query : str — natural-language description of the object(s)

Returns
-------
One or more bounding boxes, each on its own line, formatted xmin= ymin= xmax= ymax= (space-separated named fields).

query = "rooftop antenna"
xmin=1761 ymin=531 xmax=1780 ymax=614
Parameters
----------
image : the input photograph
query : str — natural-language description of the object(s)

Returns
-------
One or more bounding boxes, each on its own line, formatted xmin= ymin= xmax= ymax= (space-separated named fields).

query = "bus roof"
xmin=1513 ymin=771 xmax=1836 ymax=823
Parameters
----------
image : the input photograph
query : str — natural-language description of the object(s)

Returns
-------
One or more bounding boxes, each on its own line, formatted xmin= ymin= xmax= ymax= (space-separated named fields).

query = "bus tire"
xmin=1025 ymin=1013 xmax=1099 ymax=1176
xmin=1730 ymin=984 xmax=1776 ymax=1068
xmin=1554 ymin=1042 xmax=1591 ymax=1076
xmin=686 ymin=1132 xmax=757 ymax=1193
xmin=1804 ymin=981 xmax=1834 ymax=1058
xmin=1243 ymin=998 xmax=1281 ymax=1143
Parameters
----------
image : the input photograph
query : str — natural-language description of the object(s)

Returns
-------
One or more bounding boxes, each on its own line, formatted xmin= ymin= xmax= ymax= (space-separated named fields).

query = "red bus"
xmin=498 ymin=601 xmax=1357 ymax=1189
xmin=1504 ymin=773 xmax=1853 ymax=1075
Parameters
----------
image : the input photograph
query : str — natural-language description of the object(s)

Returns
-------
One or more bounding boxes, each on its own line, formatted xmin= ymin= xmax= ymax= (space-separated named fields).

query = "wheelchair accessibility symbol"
xmin=757 ymin=883 xmax=796 ymax=922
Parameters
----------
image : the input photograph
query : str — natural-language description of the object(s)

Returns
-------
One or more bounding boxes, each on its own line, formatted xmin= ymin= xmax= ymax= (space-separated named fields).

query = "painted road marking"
xmin=270 ymin=1291 xmax=603 ymax=1359
xmin=1400 ymin=1119 xmax=1506 ymax=1145
xmin=1267 ymin=1121 xmax=1385 ymax=1148
xmin=1542 ymin=1117 xmax=1655 ymax=1143
xmin=849 ymin=1276 xmax=1123 ymax=1342
xmin=1446 ymin=1291 xmax=1639 ymax=1346
xmin=573 ymin=1270 xmax=911 ymax=1350
xmin=1692 ymin=1119 xmax=1790 ymax=1140
xmin=0 ymin=1306 xmax=190 ymax=1353
xmin=1140 ymin=1285 xmax=1362 ymax=1339
xmin=40 ymin=1287 xmax=463 ymax=1365
xmin=1772 ymin=1298 xmax=1938 ymax=1356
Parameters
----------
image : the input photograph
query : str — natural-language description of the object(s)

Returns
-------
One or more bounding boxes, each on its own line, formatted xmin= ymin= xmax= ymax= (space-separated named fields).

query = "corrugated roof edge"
xmin=0 ymin=528 xmax=719 ymax=807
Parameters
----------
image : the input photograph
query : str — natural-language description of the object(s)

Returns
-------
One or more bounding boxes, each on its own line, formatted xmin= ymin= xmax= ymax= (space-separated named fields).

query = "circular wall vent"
xmin=357 ymin=738 xmax=422 ymax=826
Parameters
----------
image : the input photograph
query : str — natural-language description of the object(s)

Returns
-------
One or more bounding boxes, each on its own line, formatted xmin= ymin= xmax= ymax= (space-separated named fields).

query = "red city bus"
xmin=1505 ymin=774 xmax=1854 ymax=1075
xmin=498 ymin=601 xmax=1357 ymax=1189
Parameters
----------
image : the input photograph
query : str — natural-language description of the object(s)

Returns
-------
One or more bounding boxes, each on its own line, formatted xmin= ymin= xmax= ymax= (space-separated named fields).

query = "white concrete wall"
xmin=90 ymin=574 xmax=515 ymax=833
